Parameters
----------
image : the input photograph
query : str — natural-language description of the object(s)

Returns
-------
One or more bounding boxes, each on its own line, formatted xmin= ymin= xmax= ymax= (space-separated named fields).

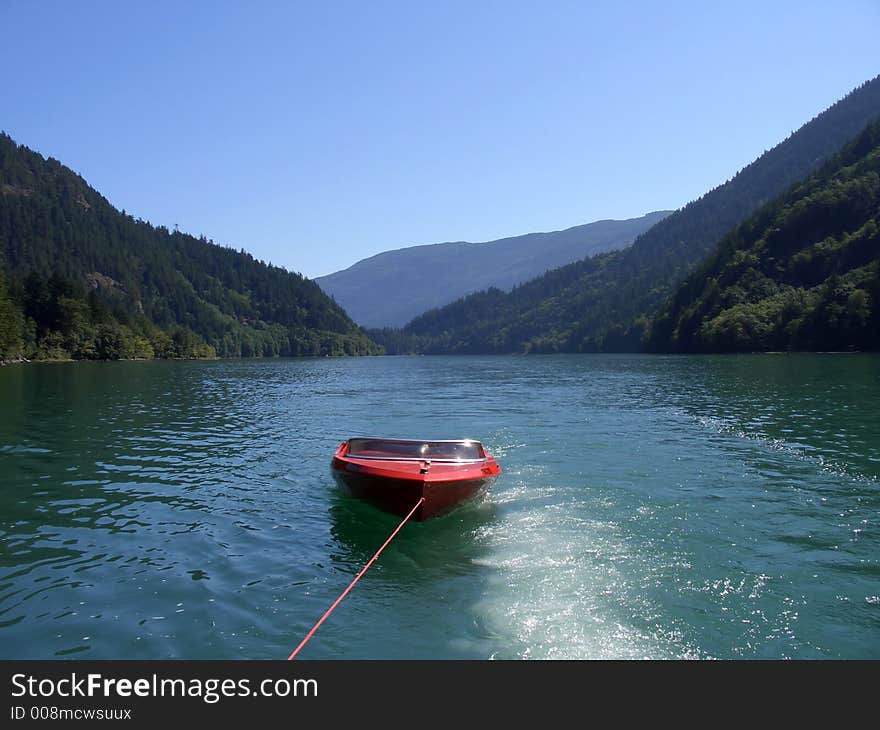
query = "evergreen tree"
xmin=646 ymin=119 xmax=880 ymax=353
xmin=0 ymin=131 xmax=383 ymax=361
xmin=381 ymin=75 xmax=880 ymax=354
xmin=0 ymin=268 xmax=23 ymax=359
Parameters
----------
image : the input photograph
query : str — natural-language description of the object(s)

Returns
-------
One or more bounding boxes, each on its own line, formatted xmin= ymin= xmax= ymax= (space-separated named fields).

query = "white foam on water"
xmin=693 ymin=413 xmax=878 ymax=485
xmin=471 ymin=480 xmax=706 ymax=660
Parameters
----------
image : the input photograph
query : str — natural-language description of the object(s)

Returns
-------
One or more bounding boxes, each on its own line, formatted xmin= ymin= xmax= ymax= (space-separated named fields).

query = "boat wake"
xmin=470 ymin=475 xmax=707 ymax=660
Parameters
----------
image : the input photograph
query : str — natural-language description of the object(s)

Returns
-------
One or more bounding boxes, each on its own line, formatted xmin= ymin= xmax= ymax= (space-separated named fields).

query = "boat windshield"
xmin=347 ymin=439 xmax=485 ymax=460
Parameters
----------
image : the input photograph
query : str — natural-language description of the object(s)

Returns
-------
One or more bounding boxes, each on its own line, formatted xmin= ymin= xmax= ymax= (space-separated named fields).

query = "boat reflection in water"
xmin=326 ymin=487 xmax=498 ymax=582
xmin=331 ymin=438 xmax=501 ymax=521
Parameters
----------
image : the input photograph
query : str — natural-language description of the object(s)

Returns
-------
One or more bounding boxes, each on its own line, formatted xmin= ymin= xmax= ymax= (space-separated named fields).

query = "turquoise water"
xmin=0 ymin=355 xmax=878 ymax=659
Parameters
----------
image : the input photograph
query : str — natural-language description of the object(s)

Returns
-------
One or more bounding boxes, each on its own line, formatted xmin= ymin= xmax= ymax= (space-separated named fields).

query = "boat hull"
xmin=331 ymin=468 xmax=495 ymax=521
xmin=330 ymin=438 xmax=501 ymax=521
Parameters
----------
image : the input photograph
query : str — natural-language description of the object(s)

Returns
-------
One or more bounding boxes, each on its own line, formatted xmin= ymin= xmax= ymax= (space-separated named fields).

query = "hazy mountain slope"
xmin=647 ymin=119 xmax=880 ymax=353
xmin=0 ymin=132 xmax=380 ymax=360
xmin=316 ymin=211 xmax=670 ymax=328
xmin=385 ymin=75 xmax=880 ymax=354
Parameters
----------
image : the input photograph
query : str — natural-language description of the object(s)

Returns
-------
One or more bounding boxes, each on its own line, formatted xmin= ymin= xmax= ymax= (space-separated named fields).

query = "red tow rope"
xmin=287 ymin=497 xmax=426 ymax=660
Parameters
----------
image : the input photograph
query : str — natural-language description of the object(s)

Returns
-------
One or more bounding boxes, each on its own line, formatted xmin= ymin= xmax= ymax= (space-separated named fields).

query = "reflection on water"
xmin=0 ymin=354 xmax=878 ymax=658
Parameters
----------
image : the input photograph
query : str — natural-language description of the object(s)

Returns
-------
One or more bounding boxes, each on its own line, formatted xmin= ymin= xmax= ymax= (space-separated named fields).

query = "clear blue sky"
xmin=2 ymin=1 xmax=878 ymax=278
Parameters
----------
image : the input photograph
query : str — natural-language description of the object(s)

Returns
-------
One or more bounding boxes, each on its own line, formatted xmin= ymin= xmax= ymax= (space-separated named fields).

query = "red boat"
xmin=331 ymin=437 xmax=501 ymax=521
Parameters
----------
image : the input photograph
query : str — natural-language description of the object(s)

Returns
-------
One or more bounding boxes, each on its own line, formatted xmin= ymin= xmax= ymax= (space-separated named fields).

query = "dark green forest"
xmin=5 ymin=75 xmax=880 ymax=363
xmin=372 ymin=75 xmax=880 ymax=355
xmin=646 ymin=119 xmax=880 ymax=353
xmin=0 ymin=133 xmax=381 ymax=362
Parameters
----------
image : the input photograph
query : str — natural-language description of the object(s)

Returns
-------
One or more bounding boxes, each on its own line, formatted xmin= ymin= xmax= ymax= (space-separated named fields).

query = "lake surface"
xmin=1 ymin=354 xmax=878 ymax=659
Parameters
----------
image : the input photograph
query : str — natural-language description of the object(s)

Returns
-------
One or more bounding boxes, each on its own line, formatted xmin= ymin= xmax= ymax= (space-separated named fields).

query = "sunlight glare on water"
xmin=0 ymin=355 xmax=878 ymax=659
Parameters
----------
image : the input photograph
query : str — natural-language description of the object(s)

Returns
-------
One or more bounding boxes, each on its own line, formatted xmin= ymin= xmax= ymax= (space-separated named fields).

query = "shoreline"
xmin=3 ymin=350 xmax=877 ymax=367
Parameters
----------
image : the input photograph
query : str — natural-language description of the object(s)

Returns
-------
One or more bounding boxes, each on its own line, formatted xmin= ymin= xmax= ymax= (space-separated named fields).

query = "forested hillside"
xmin=316 ymin=211 xmax=670 ymax=328
xmin=378 ymin=75 xmax=880 ymax=354
xmin=0 ymin=133 xmax=380 ymax=361
xmin=646 ymin=120 xmax=880 ymax=352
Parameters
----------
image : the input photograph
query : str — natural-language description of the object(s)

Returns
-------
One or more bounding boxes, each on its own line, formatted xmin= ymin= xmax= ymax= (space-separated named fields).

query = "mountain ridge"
xmin=379 ymin=74 xmax=880 ymax=354
xmin=316 ymin=211 xmax=671 ymax=328
xmin=646 ymin=118 xmax=880 ymax=353
xmin=0 ymin=132 xmax=380 ymax=361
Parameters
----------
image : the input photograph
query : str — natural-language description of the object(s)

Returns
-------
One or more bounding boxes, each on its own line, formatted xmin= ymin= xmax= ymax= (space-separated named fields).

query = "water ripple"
xmin=0 ymin=355 xmax=878 ymax=658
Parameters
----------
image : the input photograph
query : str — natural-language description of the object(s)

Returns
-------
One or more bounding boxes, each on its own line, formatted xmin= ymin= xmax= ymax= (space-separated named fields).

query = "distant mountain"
xmin=315 ymin=211 xmax=671 ymax=328
xmin=646 ymin=119 xmax=880 ymax=353
xmin=383 ymin=75 xmax=880 ymax=354
xmin=0 ymin=133 xmax=380 ymax=361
